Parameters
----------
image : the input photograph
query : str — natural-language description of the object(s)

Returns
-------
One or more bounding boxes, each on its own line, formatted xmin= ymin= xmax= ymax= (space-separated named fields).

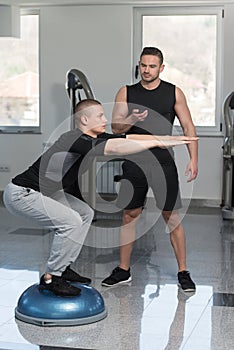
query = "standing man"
xmin=102 ymin=47 xmax=198 ymax=292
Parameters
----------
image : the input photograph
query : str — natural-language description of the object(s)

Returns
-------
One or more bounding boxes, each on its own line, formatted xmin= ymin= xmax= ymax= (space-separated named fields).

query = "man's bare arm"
xmin=126 ymin=134 xmax=198 ymax=142
xmin=174 ymin=87 xmax=198 ymax=182
xmin=111 ymin=86 xmax=148 ymax=134
xmin=103 ymin=137 xmax=196 ymax=156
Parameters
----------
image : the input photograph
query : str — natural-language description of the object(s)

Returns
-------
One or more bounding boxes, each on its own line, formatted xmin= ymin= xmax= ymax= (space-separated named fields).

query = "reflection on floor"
xmin=0 ymin=200 xmax=234 ymax=350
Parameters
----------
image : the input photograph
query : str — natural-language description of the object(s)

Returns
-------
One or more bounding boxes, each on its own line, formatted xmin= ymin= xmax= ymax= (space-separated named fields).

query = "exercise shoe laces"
xmin=101 ymin=266 xmax=131 ymax=286
xmin=39 ymin=274 xmax=81 ymax=297
xmin=62 ymin=266 xmax=91 ymax=284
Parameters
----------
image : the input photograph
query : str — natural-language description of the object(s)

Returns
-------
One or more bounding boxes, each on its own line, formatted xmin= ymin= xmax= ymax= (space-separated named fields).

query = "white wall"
xmin=175 ymin=137 xmax=223 ymax=201
xmin=0 ymin=3 xmax=233 ymax=204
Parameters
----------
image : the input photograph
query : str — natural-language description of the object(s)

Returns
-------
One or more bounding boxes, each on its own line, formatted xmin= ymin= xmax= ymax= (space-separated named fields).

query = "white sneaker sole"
xmin=101 ymin=276 xmax=132 ymax=287
xmin=178 ymin=283 xmax=196 ymax=292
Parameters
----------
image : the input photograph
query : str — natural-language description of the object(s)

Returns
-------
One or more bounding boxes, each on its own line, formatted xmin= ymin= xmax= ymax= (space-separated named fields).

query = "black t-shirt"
xmin=12 ymin=129 xmax=125 ymax=196
xmin=126 ymin=80 xmax=176 ymax=164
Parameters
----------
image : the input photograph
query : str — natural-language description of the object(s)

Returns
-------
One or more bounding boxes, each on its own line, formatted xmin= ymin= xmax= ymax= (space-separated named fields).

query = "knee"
xmin=123 ymin=208 xmax=142 ymax=225
xmin=162 ymin=211 xmax=181 ymax=231
xmin=162 ymin=211 xmax=171 ymax=222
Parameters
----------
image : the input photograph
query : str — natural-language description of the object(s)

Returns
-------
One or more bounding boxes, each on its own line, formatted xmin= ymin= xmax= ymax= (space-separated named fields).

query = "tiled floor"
xmin=0 ymin=199 xmax=234 ymax=350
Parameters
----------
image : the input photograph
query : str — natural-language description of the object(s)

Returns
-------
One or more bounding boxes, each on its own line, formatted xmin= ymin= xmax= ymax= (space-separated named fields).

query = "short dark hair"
xmin=140 ymin=47 xmax=164 ymax=65
xmin=74 ymin=99 xmax=102 ymax=126
xmin=75 ymin=99 xmax=101 ymax=114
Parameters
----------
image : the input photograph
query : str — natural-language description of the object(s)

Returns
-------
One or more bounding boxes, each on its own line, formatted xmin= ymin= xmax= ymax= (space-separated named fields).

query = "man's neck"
xmin=140 ymin=78 xmax=161 ymax=90
xmin=79 ymin=127 xmax=98 ymax=138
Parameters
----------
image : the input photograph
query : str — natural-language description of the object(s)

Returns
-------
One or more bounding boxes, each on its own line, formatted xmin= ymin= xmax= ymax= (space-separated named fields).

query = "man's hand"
xmin=185 ymin=160 xmax=198 ymax=182
xmin=131 ymin=109 xmax=148 ymax=123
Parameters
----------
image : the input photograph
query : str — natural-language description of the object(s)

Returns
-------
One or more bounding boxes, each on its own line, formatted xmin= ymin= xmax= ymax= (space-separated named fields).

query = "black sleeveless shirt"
xmin=126 ymin=80 xmax=176 ymax=164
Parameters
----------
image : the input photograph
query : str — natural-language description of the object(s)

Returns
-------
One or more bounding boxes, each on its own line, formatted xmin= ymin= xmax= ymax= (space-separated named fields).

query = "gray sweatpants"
xmin=3 ymin=182 xmax=94 ymax=276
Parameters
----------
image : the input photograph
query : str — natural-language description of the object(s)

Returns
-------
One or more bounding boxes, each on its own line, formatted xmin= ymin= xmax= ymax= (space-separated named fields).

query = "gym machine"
xmin=66 ymin=68 xmax=95 ymax=128
xmin=222 ymin=91 xmax=234 ymax=219
xmin=65 ymin=69 xmax=97 ymax=217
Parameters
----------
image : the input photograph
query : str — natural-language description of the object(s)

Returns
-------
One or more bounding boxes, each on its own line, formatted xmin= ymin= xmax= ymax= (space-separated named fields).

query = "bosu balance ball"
xmin=15 ymin=282 xmax=107 ymax=326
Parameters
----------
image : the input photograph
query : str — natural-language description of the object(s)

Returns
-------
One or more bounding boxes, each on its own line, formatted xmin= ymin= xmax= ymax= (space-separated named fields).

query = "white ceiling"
xmin=1 ymin=0 xmax=234 ymax=7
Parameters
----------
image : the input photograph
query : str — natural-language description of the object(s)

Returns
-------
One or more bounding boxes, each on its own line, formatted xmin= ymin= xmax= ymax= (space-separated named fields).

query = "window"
xmin=133 ymin=7 xmax=223 ymax=135
xmin=0 ymin=10 xmax=39 ymax=133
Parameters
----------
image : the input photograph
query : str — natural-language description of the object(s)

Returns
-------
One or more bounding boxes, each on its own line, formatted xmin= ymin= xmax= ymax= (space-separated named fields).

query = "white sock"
xmin=44 ymin=274 xmax=52 ymax=284
xmin=45 ymin=278 xmax=52 ymax=284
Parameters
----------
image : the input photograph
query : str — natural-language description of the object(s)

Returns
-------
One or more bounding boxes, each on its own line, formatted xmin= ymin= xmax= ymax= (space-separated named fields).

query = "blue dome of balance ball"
xmin=15 ymin=283 xmax=107 ymax=326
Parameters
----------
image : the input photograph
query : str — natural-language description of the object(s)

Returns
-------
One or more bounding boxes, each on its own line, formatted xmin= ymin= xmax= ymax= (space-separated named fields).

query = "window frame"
xmin=133 ymin=6 xmax=224 ymax=136
xmin=0 ymin=8 xmax=40 ymax=134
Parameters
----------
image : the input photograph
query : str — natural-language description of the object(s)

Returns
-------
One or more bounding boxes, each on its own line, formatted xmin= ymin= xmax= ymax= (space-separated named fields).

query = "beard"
xmin=141 ymin=73 xmax=159 ymax=84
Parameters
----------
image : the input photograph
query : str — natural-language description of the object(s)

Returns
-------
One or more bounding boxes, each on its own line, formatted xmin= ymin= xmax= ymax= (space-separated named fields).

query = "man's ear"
xmin=160 ymin=64 xmax=165 ymax=73
xmin=80 ymin=114 xmax=88 ymax=126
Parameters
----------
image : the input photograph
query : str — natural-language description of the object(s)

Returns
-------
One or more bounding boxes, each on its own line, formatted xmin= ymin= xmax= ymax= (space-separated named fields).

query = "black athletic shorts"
xmin=116 ymin=159 xmax=182 ymax=211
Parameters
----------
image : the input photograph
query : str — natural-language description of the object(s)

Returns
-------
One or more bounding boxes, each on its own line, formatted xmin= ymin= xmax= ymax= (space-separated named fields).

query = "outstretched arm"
xmin=103 ymin=137 xmax=197 ymax=156
xmin=126 ymin=134 xmax=198 ymax=142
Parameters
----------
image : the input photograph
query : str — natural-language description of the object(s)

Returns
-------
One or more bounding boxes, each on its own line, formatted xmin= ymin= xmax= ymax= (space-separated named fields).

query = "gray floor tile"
xmin=0 ymin=203 xmax=234 ymax=350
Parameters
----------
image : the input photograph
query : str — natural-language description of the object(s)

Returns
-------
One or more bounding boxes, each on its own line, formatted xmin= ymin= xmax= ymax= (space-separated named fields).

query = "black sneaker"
xmin=101 ymin=266 xmax=132 ymax=287
xmin=62 ymin=266 xmax=91 ymax=284
xmin=38 ymin=274 xmax=81 ymax=297
xmin=178 ymin=270 xmax=196 ymax=292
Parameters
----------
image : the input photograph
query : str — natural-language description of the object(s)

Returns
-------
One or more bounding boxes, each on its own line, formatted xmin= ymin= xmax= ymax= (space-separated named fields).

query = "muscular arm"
xmin=111 ymin=86 xmax=148 ymax=134
xmin=174 ymin=87 xmax=198 ymax=182
xmin=126 ymin=134 xmax=198 ymax=142
xmin=103 ymin=137 xmax=195 ymax=156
